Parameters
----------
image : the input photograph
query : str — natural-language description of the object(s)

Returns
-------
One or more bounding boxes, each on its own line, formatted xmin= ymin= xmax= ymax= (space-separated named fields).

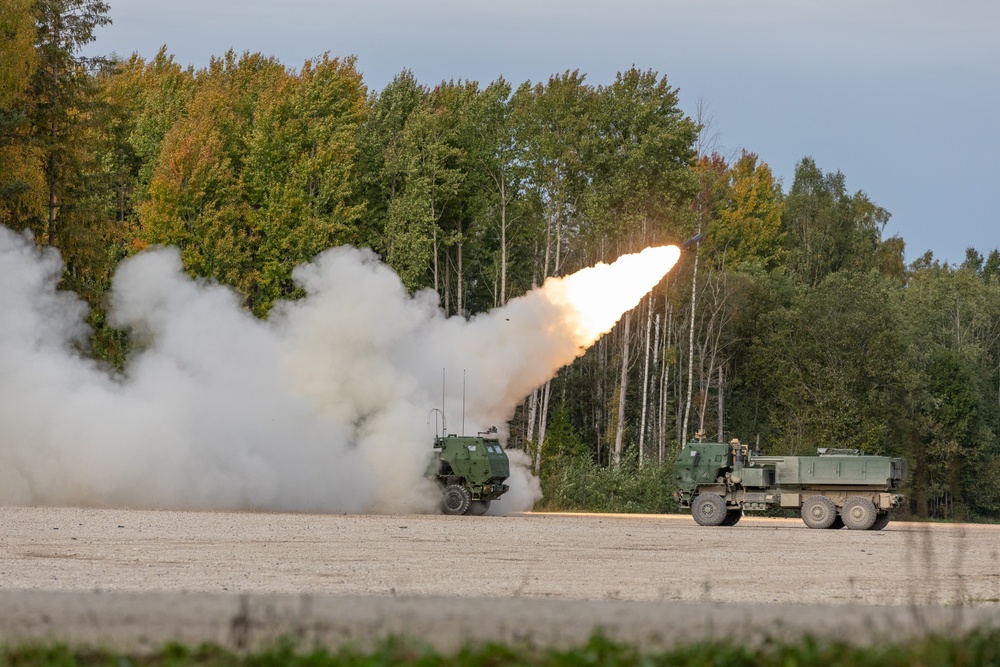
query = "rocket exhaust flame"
xmin=0 ymin=225 xmax=683 ymax=514
xmin=541 ymin=245 xmax=681 ymax=348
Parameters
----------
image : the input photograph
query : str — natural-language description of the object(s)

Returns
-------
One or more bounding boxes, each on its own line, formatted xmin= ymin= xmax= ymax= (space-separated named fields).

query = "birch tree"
xmin=612 ymin=311 xmax=631 ymax=467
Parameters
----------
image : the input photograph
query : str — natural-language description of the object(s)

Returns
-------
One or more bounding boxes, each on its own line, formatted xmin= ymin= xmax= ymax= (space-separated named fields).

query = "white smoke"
xmin=0 ymin=226 xmax=672 ymax=514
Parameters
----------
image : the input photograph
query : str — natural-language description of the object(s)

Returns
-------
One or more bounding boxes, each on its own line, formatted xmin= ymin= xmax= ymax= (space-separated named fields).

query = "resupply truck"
xmin=673 ymin=432 xmax=906 ymax=530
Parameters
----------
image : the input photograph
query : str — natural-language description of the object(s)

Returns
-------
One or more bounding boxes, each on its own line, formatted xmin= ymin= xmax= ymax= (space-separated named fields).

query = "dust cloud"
xmin=0 ymin=226 xmax=678 ymax=514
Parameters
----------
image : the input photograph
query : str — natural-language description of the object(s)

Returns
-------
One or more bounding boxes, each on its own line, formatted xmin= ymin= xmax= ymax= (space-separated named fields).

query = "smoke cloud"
xmin=0 ymin=225 xmax=677 ymax=513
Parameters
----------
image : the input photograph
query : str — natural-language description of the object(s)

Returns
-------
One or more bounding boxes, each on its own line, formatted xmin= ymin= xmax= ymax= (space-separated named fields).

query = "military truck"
xmin=433 ymin=427 xmax=510 ymax=515
xmin=673 ymin=433 xmax=906 ymax=530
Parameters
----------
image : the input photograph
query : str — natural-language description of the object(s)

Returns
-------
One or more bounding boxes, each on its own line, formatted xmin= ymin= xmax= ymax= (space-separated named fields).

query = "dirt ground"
xmin=2 ymin=507 xmax=1000 ymax=651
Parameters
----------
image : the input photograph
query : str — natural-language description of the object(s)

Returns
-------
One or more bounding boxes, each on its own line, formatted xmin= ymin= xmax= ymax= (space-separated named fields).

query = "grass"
xmin=538 ymin=458 xmax=680 ymax=514
xmin=4 ymin=631 xmax=1000 ymax=667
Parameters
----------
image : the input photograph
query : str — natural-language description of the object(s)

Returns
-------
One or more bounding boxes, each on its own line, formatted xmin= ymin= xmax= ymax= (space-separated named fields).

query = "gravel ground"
xmin=2 ymin=507 xmax=1000 ymax=651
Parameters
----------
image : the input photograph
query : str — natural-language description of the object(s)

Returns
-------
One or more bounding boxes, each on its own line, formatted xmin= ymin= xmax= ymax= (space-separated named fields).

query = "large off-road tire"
xmin=827 ymin=515 xmax=845 ymax=529
xmin=441 ymin=484 xmax=472 ymax=515
xmin=468 ymin=500 xmax=490 ymax=516
xmin=801 ymin=495 xmax=837 ymax=529
xmin=869 ymin=512 xmax=891 ymax=531
xmin=842 ymin=496 xmax=878 ymax=530
xmin=721 ymin=509 xmax=742 ymax=526
xmin=691 ymin=493 xmax=727 ymax=526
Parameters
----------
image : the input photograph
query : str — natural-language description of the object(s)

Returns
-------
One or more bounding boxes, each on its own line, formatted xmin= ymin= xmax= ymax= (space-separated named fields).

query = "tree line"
xmin=4 ymin=0 xmax=1000 ymax=519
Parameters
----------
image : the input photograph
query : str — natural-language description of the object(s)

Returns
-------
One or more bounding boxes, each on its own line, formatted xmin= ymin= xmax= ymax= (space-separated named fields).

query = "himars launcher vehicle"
xmin=673 ymin=432 xmax=906 ymax=530
xmin=433 ymin=427 xmax=510 ymax=516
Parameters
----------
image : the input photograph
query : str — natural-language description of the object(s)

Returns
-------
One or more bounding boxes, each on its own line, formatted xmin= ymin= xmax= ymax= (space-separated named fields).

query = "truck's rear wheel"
xmin=842 ymin=496 xmax=878 ymax=530
xmin=441 ymin=484 xmax=471 ymax=515
xmin=692 ymin=494 xmax=727 ymax=526
xmin=869 ymin=512 xmax=891 ymax=531
xmin=468 ymin=500 xmax=490 ymax=516
xmin=801 ymin=496 xmax=837 ymax=529
xmin=721 ymin=509 xmax=742 ymax=526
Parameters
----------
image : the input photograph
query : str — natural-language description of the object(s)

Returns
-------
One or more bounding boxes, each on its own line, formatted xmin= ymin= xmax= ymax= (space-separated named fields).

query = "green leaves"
xmin=745 ymin=271 xmax=910 ymax=456
xmin=244 ymin=55 xmax=367 ymax=310
xmin=782 ymin=157 xmax=893 ymax=286
xmin=901 ymin=263 xmax=1000 ymax=518
xmin=590 ymin=67 xmax=698 ymax=241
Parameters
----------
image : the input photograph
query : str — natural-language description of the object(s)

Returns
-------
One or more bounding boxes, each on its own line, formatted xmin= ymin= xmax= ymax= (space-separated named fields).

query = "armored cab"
xmin=673 ymin=435 xmax=906 ymax=530
xmin=434 ymin=431 xmax=510 ymax=515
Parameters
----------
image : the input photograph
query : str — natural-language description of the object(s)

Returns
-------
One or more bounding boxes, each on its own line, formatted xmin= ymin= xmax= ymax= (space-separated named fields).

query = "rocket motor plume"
xmin=540 ymin=245 xmax=681 ymax=348
xmin=0 ymin=224 xmax=681 ymax=514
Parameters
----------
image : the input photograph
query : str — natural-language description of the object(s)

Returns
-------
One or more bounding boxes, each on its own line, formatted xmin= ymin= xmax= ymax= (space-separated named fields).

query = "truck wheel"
xmin=441 ymin=484 xmax=471 ymax=515
xmin=692 ymin=494 xmax=727 ymax=526
xmin=869 ymin=512 xmax=891 ymax=531
xmin=801 ymin=496 xmax=837 ymax=529
xmin=468 ymin=500 xmax=490 ymax=516
xmin=721 ymin=510 xmax=742 ymax=526
xmin=827 ymin=515 xmax=845 ymax=529
xmin=842 ymin=496 xmax=878 ymax=530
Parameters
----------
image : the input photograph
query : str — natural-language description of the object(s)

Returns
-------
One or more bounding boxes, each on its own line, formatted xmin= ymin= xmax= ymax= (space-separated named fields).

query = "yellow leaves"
xmin=704 ymin=151 xmax=785 ymax=271
xmin=0 ymin=143 xmax=46 ymax=230
xmin=0 ymin=0 xmax=43 ymax=230
xmin=0 ymin=0 xmax=37 ymax=107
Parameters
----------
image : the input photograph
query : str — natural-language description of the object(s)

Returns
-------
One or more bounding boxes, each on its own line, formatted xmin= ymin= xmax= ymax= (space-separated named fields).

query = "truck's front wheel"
xmin=441 ymin=484 xmax=471 ymax=515
xmin=692 ymin=494 xmax=727 ymax=526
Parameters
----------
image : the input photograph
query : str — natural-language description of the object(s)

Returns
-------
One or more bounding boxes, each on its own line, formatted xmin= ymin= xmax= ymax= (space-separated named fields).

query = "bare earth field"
xmin=2 ymin=507 xmax=1000 ymax=651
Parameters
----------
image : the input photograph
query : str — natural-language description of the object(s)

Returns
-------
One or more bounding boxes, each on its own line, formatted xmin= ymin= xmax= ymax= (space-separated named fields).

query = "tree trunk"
xmin=526 ymin=388 xmax=538 ymax=443
xmin=432 ymin=226 xmax=439 ymax=296
xmin=46 ymin=37 xmax=60 ymax=247
xmin=613 ymin=312 xmax=631 ymax=468
xmin=595 ymin=335 xmax=606 ymax=466
xmin=651 ymin=311 xmax=661 ymax=461
xmin=500 ymin=177 xmax=508 ymax=306
xmin=659 ymin=303 xmax=673 ymax=463
xmin=537 ymin=379 xmax=552 ymax=470
xmin=543 ymin=213 xmax=552 ymax=280
xmin=717 ymin=365 xmax=724 ymax=440
xmin=681 ymin=246 xmax=699 ymax=443
xmin=638 ymin=297 xmax=653 ymax=465
xmin=554 ymin=210 xmax=562 ymax=276
xmin=697 ymin=324 xmax=717 ymax=436
xmin=443 ymin=249 xmax=451 ymax=314
xmin=675 ymin=308 xmax=684 ymax=446
xmin=457 ymin=219 xmax=463 ymax=315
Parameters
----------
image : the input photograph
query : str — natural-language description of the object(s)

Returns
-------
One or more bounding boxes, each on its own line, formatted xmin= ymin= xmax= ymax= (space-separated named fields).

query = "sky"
xmin=83 ymin=0 xmax=1000 ymax=265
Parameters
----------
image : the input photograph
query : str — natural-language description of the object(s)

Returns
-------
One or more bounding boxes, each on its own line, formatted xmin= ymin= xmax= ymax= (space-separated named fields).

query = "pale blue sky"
xmin=85 ymin=0 xmax=1000 ymax=265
